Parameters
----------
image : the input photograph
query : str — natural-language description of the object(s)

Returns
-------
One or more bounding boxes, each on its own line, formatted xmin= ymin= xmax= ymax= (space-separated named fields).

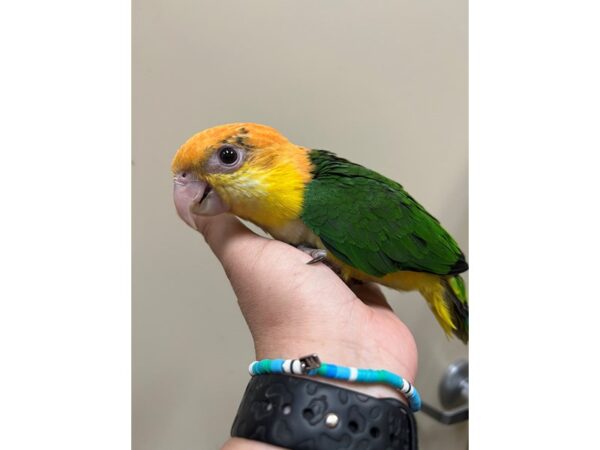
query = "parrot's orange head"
xmin=171 ymin=123 xmax=312 ymax=229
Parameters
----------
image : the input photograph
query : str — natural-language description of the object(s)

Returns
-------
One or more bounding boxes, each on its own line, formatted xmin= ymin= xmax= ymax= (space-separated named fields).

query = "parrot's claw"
xmin=297 ymin=246 xmax=328 ymax=265
xmin=296 ymin=246 xmax=344 ymax=278
xmin=307 ymin=252 xmax=327 ymax=264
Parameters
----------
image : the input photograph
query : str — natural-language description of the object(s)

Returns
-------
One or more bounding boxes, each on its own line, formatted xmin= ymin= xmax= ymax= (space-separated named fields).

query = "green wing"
xmin=300 ymin=150 xmax=467 ymax=277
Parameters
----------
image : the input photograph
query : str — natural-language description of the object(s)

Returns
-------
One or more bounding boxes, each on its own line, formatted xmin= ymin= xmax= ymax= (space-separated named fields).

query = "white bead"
xmin=282 ymin=360 xmax=292 ymax=374
xmin=248 ymin=362 xmax=256 ymax=375
xmin=291 ymin=360 xmax=302 ymax=374
xmin=325 ymin=413 xmax=339 ymax=428
xmin=348 ymin=367 xmax=358 ymax=382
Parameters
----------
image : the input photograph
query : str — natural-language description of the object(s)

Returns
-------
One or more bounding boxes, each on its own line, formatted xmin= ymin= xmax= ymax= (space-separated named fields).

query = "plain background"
xmin=133 ymin=0 xmax=468 ymax=448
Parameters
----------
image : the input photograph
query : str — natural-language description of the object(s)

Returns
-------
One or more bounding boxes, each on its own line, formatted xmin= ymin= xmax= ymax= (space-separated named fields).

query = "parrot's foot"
xmin=296 ymin=245 xmax=344 ymax=278
xmin=297 ymin=245 xmax=328 ymax=265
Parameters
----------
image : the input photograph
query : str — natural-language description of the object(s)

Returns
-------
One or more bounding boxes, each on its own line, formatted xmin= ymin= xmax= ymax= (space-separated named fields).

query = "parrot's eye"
xmin=207 ymin=144 xmax=246 ymax=173
xmin=218 ymin=146 xmax=239 ymax=165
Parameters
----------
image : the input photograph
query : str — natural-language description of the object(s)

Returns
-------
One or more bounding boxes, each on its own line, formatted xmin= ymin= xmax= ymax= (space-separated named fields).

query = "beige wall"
xmin=133 ymin=0 xmax=468 ymax=448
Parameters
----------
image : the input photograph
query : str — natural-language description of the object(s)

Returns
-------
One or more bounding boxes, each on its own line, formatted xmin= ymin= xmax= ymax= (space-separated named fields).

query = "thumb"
xmin=189 ymin=213 xmax=269 ymax=273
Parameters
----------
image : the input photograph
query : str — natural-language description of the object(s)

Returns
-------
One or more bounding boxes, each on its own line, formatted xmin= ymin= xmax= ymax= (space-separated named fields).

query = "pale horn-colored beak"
xmin=173 ymin=173 xmax=230 ymax=229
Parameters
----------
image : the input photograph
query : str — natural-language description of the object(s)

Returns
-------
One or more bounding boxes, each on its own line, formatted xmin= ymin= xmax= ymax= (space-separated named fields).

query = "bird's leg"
xmin=297 ymin=245 xmax=328 ymax=264
xmin=296 ymin=245 xmax=345 ymax=278
xmin=297 ymin=245 xmax=341 ymax=270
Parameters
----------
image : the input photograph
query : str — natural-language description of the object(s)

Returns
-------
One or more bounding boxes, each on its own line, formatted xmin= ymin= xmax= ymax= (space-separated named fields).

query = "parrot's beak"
xmin=173 ymin=173 xmax=230 ymax=229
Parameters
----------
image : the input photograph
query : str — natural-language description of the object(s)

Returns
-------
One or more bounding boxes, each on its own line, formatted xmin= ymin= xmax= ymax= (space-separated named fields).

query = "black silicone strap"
xmin=231 ymin=373 xmax=417 ymax=450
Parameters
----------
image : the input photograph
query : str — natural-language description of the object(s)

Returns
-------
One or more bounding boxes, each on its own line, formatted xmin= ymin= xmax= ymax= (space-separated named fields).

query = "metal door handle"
xmin=420 ymin=359 xmax=469 ymax=425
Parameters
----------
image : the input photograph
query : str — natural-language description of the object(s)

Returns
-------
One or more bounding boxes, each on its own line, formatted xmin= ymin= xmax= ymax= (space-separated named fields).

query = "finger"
xmin=191 ymin=213 xmax=269 ymax=270
xmin=349 ymin=282 xmax=393 ymax=311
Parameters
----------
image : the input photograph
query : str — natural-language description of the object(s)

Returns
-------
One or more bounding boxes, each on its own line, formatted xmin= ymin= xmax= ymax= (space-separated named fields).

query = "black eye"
xmin=218 ymin=146 xmax=239 ymax=165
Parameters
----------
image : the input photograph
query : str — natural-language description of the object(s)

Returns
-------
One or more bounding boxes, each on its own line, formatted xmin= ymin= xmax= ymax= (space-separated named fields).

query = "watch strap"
xmin=231 ymin=373 xmax=417 ymax=450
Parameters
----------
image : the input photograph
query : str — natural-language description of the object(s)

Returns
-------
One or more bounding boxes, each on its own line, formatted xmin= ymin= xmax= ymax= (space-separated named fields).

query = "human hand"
xmin=191 ymin=214 xmax=418 ymax=397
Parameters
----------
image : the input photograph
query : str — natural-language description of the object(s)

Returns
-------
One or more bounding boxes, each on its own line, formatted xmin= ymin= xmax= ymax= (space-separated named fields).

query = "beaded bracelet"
xmin=248 ymin=353 xmax=421 ymax=412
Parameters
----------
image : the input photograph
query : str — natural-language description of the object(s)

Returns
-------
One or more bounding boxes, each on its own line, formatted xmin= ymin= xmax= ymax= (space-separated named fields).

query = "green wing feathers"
xmin=301 ymin=150 xmax=468 ymax=277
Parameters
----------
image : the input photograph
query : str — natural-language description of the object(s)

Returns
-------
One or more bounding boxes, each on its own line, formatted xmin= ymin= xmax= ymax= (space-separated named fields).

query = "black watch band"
xmin=231 ymin=373 xmax=418 ymax=450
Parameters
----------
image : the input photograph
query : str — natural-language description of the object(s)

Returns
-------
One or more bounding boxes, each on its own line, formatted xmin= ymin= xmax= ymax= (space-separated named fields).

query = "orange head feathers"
xmin=171 ymin=123 xmax=312 ymax=229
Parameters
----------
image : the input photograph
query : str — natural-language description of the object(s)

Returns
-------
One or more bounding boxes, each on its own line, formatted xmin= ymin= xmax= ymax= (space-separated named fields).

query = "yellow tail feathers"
xmin=419 ymin=275 xmax=469 ymax=343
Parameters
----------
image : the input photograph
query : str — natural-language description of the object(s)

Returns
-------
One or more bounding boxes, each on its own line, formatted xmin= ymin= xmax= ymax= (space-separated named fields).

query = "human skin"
xmin=185 ymin=214 xmax=418 ymax=450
